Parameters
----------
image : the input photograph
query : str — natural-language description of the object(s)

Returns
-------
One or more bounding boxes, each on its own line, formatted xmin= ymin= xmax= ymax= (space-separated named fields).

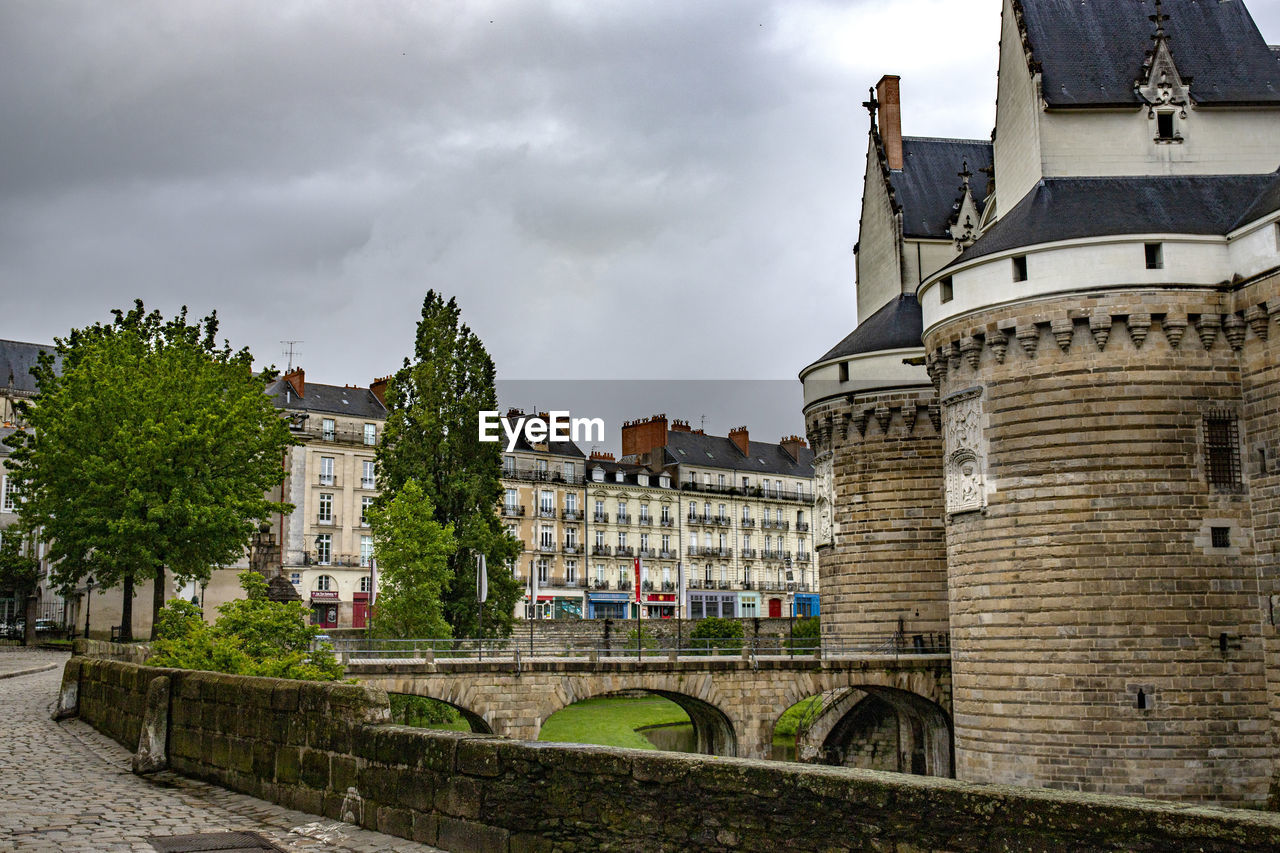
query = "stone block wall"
xmin=924 ymin=287 xmax=1275 ymax=805
xmin=65 ymin=657 xmax=1280 ymax=852
xmin=806 ymin=386 xmax=949 ymax=639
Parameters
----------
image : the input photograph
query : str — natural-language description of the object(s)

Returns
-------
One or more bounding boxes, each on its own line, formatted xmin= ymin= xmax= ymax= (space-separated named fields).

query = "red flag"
xmin=634 ymin=556 xmax=642 ymax=604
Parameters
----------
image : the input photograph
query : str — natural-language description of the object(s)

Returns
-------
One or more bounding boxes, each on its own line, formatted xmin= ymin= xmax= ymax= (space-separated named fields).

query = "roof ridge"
xmin=901 ymin=136 xmax=992 ymax=145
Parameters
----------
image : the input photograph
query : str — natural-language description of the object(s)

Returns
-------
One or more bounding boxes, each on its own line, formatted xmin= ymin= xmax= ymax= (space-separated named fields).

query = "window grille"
xmin=1205 ymin=412 xmax=1241 ymax=490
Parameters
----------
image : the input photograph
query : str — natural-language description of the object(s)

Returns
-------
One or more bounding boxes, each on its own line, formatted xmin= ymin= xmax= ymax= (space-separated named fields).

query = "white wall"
xmin=856 ymin=138 xmax=904 ymax=324
xmin=991 ymin=0 xmax=1045 ymax=219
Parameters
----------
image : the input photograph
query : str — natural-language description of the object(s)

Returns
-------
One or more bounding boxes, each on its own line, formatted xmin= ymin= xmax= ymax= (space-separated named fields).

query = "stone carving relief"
xmin=814 ymin=452 xmax=836 ymax=548
xmin=944 ymin=388 xmax=986 ymax=515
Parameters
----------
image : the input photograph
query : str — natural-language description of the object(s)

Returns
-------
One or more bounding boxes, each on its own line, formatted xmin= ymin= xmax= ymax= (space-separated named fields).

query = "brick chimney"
xmin=370 ymin=375 xmax=391 ymax=407
xmin=621 ymin=414 xmax=669 ymax=457
xmin=589 ymin=450 xmax=615 ymax=461
xmin=670 ymin=419 xmax=691 ymax=432
xmin=283 ymin=367 xmax=304 ymax=398
xmin=780 ymin=434 xmax=807 ymax=461
xmin=876 ymin=74 xmax=903 ymax=171
xmin=729 ymin=426 xmax=750 ymax=457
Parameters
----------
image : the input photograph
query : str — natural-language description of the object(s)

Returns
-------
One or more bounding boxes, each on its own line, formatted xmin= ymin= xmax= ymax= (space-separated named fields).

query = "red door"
xmin=768 ymin=598 xmax=782 ymax=618
xmin=352 ymin=602 xmax=368 ymax=628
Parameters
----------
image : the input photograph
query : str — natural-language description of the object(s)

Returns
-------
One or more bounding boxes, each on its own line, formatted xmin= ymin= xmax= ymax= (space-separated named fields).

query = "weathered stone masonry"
xmin=60 ymin=656 xmax=1280 ymax=852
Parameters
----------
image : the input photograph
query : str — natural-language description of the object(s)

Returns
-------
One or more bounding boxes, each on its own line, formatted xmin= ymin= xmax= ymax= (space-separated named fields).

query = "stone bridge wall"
xmin=62 ymin=657 xmax=1280 ymax=852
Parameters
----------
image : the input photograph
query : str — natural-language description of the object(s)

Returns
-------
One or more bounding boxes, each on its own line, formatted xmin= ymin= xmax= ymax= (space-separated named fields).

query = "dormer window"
xmin=1154 ymin=110 xmax=1181 ymax=143
xmin=615 ymin=471 xmax=624 ymax=483
xmin=592 ymin=467 xmax=604 ymax=482
xmin=1145 ymin=242 xmax=1164 ymax=270
xmin=939 ymin=276 xmax=954 ymax=304
xmin=1012 ymin=255 xmax=1028 ymax=283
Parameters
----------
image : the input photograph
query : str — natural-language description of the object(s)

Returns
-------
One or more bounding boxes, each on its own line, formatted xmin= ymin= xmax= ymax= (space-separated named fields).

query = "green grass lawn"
xmin=538 ymin=695 xmax=691 ymax=750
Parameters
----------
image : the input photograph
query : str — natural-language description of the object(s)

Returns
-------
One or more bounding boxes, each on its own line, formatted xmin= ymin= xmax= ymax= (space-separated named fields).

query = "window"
xmin=361 ymin=496 xmax=374 ymax=526
xmin=537 ymin=560 xmax=549 ymax=584
xmin=290 ymin=572 xmax=301 ymax=586
xmin=640 ymin=504 xmax=650 ymax=522
xmin=1012 ymin=255 xmax=1027 ymax=282
xmin=661 ymin=533 xmax=670 ymax=552
xmin=322 ymin=418 xmax=336 ymax=441
xmin=592 ymin=467 xmax=604 ymax=482
xmin=640 ymin=533 xmax=649 ymax=551
xmin=595 ymin=530 xmax=605 ymax=547
xmin=319 ymin=456 xmax=335 ymax=486
xmin=541 ymin=490 xmax=554 ymax=514
xmin=504 ymin=455 xmax=515 ymax=475
xmin=838 ymin=362 xmax=849 ymax=382
xmin=315 ymin=535 xmax=331 ymax=565
xmin=563 ymin=462 xmax=574 ymax=482
xmin=1205 ymin=412 xmax=1241 ymax=490
xmin=363 ymin=423 xmax=376 ymax=446
xmin=362 ymin=460 xmax=375 ymax=489
xmin=359 ymin=575 xmax=371 ymax=593
xmin=318 ymin=493 xmax=333 ymax=524
xmin=595 ymin=563 xmax=605 ymax=582
xmin=541 ymin=526 xmax=554 ymax=549
xmin=939 ymin=276 xmax=954 ymax=304
xmin=1 ymin=475 xmax=15 ymax=513
xmin=566 ymin=561 xmax=577 ymax=583
xmin=718 ymin=474 xmax=726 ymax=489
xmin=1211 ymin=527 xmax=1232 ymax=549
xmin=1275 ymin=222 xmax=1280 ymax=252
xmin=1156 ymin=111 xmax=1175 ymax=141
xmin=565 ymin=493 xmax=578 ymax=512
xmin=618 ymin=531 xmax=628 ymax=548
xmin=360 ymin=535 xmax=373 ymax=567
xmin=595 ymin=500 xmax=605 ymax=520
xmin=1145 ymin=242 xmax=1163 ymax=270
xmin=315 ymin=574 xmax=333 ymax=591
xmin=504 ymin=488 xmax=518 ymax=511
xmin=617 ymin=500 xmax=627 ymax=519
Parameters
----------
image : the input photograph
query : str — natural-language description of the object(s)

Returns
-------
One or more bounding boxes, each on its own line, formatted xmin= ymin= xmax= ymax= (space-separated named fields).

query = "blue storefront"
xmin=587 ymin=591 xmax=631 ymax=619
xmin=793 ymin=592 xmax=819 ymax=618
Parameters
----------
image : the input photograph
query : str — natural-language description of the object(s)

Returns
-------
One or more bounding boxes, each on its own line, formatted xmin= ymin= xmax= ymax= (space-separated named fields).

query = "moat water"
xmin=638 ymin=722 xmax=797 ymax=761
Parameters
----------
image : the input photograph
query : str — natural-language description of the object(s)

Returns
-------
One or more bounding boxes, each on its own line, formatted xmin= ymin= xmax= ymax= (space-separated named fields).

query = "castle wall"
xmin=807 ymin=385 xmax=949 ymax=641
xmin=924 ymin=288 xmax=1275 ymax=805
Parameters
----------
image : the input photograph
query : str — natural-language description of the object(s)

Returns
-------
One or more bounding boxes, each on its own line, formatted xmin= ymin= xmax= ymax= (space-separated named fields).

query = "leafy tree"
xmin=0 ymin=530 xmax=40 ymax=645
xmin=389 ymin=694 xmax=462 ymax=728
xmin=376 ymin=291 xmax=521 ymax=638
xmin=788 ymin=616 xmax=820 ymax=654
xmin=367 ymin=480 xmax=456 ymax=639
xmin=147 ymin=570 xmax=343 ymax=680
xmin=4 ymin=301 xmax=296 ymax=640
xmin=690 ymin=617 xmax=744 ymax=655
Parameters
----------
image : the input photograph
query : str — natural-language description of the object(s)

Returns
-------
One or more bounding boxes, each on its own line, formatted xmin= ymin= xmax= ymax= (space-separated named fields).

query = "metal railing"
xmin=502 ymin=504 xmax=526 ymax=517
xmin=328 ymin=632 xmax=949 ymax=664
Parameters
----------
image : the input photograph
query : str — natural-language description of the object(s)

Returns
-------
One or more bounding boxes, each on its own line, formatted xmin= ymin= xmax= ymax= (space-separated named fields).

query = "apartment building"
xmin=622 ymin=416 xmax=818 ymax=620
xmin=582 ymin=453 xmax=679 ymax=619
xmin=271 ymin=367 xmax=387 ymax=629
xmin=499 ymin=410 xmax=588 ymax=619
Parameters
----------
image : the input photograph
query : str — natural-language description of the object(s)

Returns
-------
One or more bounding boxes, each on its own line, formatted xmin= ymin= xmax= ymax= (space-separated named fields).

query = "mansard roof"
xmin=891 ymin=138 xmax=993 ymax=239
xmin=1017 ymin=0 xmax=1280 ymax=107
xmin=954 ymin=172 xmax=1280 ymax=264
xmin=662 ymin=430 xmax=814 ymax=479
xmin=812 ymin=294 xmax=923 ymax=364
xmin=0 ymin=339 xmax=59 ymax=396
xmin=267 ymin=378 xmax=387 ymax=420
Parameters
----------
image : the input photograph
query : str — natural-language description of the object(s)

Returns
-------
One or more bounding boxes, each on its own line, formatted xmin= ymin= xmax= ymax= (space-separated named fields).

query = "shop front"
xmin=687 ymin=590 xmax=736 ymax=619
xmin=794 ymin=592 xmax=820 ymax=618
xmin=310 ymin=589 xmax=340 ymax=629
xmin=586 ymin=591 xmax=631 ymax=619
xmin=553 ymin=596 xmax=584 ymax=619
xmin=737 ymin=591 xmax=760 ymax=618
xmin=767 ymin=596 xmax=785 ymax=618
xmin=643 ymin=593 xmax=676 ymax=619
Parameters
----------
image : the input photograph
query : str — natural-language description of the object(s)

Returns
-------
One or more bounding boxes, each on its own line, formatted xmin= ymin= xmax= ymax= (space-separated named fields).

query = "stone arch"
xmin=538 ymin=674 xmax=738 ymax=757
xmin=385 ymin=688 xmax=493 ymax=735
xmin=803 ymin=687 xmax=952 ymax=778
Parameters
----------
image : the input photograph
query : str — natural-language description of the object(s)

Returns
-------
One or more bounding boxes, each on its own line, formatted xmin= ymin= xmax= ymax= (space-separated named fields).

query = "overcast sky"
xmin=4 ymin=1 xmax=1278 ymax=403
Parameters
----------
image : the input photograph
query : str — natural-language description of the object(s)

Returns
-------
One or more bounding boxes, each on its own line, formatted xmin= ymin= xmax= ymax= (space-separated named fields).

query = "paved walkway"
xmin=0 ymin=651 xmax=442 ymax=852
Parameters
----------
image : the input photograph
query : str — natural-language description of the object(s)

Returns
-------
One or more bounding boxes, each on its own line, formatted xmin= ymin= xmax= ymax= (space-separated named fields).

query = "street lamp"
xmin=83 ymin=577 xmax=94 ymax=639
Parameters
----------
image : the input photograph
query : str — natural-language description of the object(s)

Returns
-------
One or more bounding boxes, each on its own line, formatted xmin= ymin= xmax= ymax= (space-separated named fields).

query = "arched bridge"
xmin=346 ymin=654 xmax=953 ymax=776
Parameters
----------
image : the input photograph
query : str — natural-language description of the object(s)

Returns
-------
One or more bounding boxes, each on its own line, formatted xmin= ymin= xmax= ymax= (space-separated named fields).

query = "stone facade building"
xmin=804 ymin=0 xmax=1280 ymax=805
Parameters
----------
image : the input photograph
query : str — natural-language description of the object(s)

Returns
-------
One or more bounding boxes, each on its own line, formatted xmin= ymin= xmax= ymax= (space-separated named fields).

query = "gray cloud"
xmin=6 ymin=0 xmax=1271 ymax=406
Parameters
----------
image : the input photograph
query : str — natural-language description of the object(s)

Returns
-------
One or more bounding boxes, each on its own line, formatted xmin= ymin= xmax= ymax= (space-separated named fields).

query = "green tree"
xmin=0 ymin=530 xmax=40 ymax=646
xmin=376 ymin=291 xmax=521 ymax=638
xmin=4 ymin=301 xmax=296 ymax=640
xmin=147 ymin=570 xmax=343 ymax=680
xmin=368 ymin=480 xmax=456 ymax=639
xmin=690 ymin=617 xmax=744 ymax=655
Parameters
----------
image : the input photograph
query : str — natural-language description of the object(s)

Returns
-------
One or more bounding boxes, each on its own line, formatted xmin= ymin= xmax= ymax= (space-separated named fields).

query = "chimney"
xmin=729 ymin=426 xmax=750 ymax=457
xmin=780 ymin=434 xmax=808 ymax=461
xmin=283 ymin=367 xmax=304 ymax=398
xmin=589 ymin=450 xmax=615 ymax=461
xmin=670 ymin=419 xmax=691 ymax=432
xmin=876 ymin=74 xmax=903 ymax=171
xmin=621 ymin=414 xmax=669 ymax=458
xmin=370 ymin=375 xmax=391 ymax=407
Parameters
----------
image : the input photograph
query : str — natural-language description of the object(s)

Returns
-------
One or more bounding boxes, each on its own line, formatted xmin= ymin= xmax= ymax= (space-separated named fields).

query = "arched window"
xmin=314 ymin=575 xmax=335 ymax=592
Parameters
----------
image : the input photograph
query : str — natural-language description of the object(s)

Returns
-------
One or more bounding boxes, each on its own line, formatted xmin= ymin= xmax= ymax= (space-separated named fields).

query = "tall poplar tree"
xmin=4 ymin=301 xmax=295 ymax=640
xmin=376 ymin=291 xmax=521 ymax=637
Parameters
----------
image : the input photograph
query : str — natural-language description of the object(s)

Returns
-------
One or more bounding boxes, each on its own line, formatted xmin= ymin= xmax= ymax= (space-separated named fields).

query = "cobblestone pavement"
xmin=0 ymin=653 xmax=442 ymax=853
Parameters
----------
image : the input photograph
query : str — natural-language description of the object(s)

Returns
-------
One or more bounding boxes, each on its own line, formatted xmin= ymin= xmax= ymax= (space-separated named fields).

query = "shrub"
xmin=689 ymin=617 xmax=743 ymax=654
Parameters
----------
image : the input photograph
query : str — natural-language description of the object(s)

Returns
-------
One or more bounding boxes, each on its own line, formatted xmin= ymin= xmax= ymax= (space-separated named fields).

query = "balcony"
xmin=563 ymin=543 xmax=581 ymax=555
xmin=796 ymin=552 xmax=811 ymax=562
xmin=290 ymin=421 xmax=381 ymax=448
xmin=713 ymin=515 xmax=730 ymax=527
xmin=742 ymin=581 xmax=753 ymax=590
xmin=315 ymin=514 xmax=336 ymax=526
xmin=717 ymin=580 xmax=731 ymax=590
xmin=591 ymin=545 xmax=612 ymax=556
xmin=687 ymin=578 xmax=703 ymax=589
xmin=796 ymin=522 xmax=810 ymax=532
xmin=593 ymin=512 xmax=610 ymax=523
xmin=660 ymin=517 xmax=674 ymax=527
xmin=616 ymin=513 xmax=631 ymax=525
xmin=642 ymin=580 xmax=654 ymax=592
xmin=686 ymin=546 xmax=700 ymax=557
xmin=562 ymin=508 xmax=583 ymax=521
xmin=502 ymin=504 xmax=526 ymax=517
xmin=639 ymin=548 xmax=657 ymax=559
xmin=686 ymin=514 xmax=699 ymax=525
xmin=638 ymin=516 xmax=652 ymax=526
xmin=740 ymin=548 xmax=757 ymax=559
xmin=592 ymin=579 xmax=610 ymax=590
xmin=616 ymin=546 xmax=635 ymax=558
xmin=740 ymin=518 xmax=754 ymax=528
xmin=661 ymin=581 xmax=675 ymax=592
xmin=302 ymin=551 xmax=362 ymax=568
xmin=617 ymin=579 xmax=633 ymax=591
xmin=317 ymin=474 xmax=338 ymax=487
xmin=659 ymin=550 xmax=675 ymax=560
xmin=502 ymin=467 xmax=584 ymax=486
xmin=538 ymin=542 xmax=556 ymax=553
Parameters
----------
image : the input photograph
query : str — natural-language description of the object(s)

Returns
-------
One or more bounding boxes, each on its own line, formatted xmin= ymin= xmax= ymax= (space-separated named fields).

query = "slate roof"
xmin=892 ymin=138 xmax=994 ymax=238
xmin=586 ymin=458 xmax=675 ymax=488
xmin=662 ymin=430 xmax=814 ymax=479
xmin=267 ymin=378 xmax=387 ymax=420
xmin=812 ymin=295 xmax=923 ymax=365
xmin=1019 ymin=0 xmax=1280 ymax=106
xmin=954 ymin=173 xmax=1280 ymax=264
xmin=0 ymin=339 xmax=59 ymax=395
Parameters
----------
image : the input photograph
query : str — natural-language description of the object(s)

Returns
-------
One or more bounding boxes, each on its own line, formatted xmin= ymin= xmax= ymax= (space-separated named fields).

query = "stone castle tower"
xmin=803 ymin=0 xmax=1280 ymax=806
